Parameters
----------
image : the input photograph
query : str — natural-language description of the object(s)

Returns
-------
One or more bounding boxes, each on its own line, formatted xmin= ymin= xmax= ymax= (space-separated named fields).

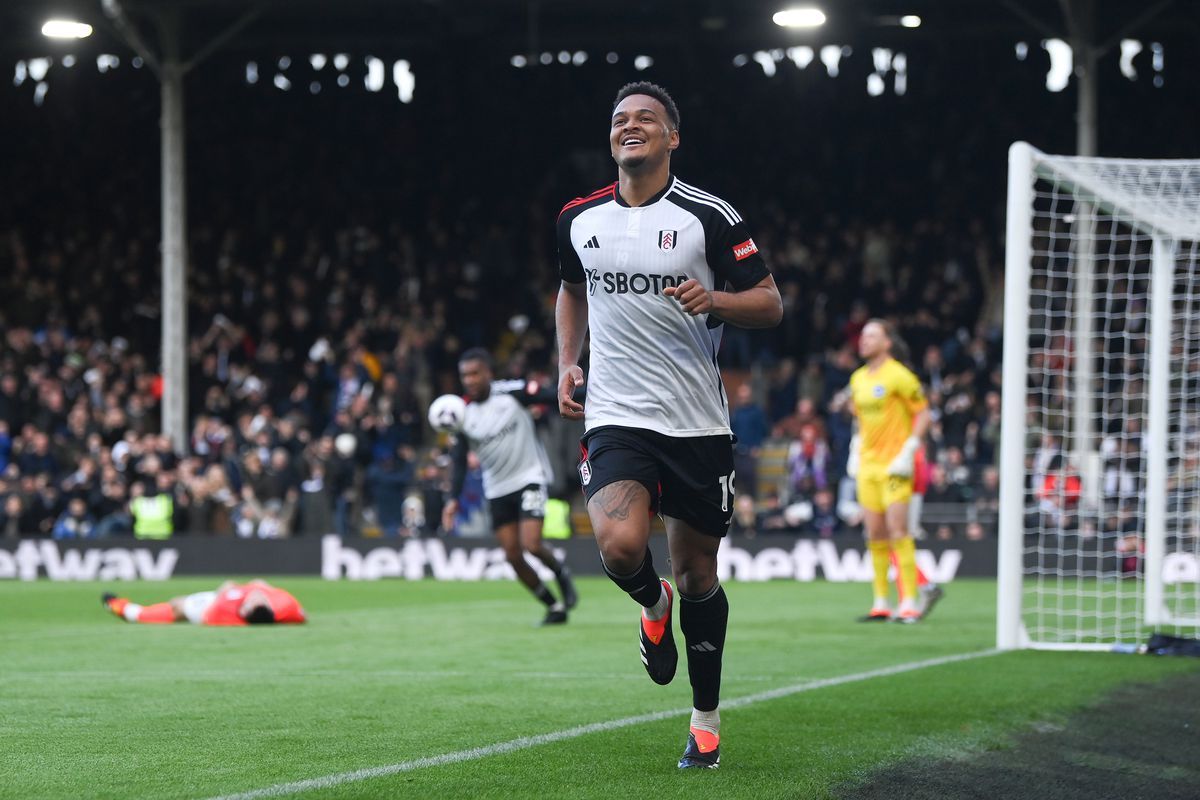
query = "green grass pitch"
xmin=1 ymin=577 xmax=1196 ymax=799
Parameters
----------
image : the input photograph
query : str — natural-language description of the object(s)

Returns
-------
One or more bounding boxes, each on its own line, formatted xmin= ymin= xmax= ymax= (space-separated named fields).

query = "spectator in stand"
xmin=766 ymin=359 xmax=800 ymax=424
xmin=975 ymin=390 xmax=1001 ymax=468
xmin=729 ymin=494 xmax=759 ymax=538
xmin=973 ymin=466 xmax=1000 ymax=535
xmin=729 ymin=383 xmax=768 ymax=498
xmin=129 ymin=474 xmax=178 ymax=540
xmin=52 ymin=496 xmax=96 ymax=539
xmin=924 ymin=464 xmax=968 ymax=538
xmin=943 ymin=447 xmax=974 ymax=496
xmin=0 ymin=59 xmax=1045 ymax=540
xmin=1 ymin=493 xmax=36 ymax=538
xmin=366 ymin=444 xmax=417 ymax=537
xmin=773 ymin=397 xmax=827 ymax=443
xmin=785 ymin=424 xmax=830 ymax=501
xmin=797 ymin=360 xmax=825 ymax=409
xmin=0 ymin=421 xmax=11 ymax=472
xmin=805 ymin=488 xmax=840 ymax=538
xmin=920 ymin=345 xmax=947 ymax=396
xmin=821 ymin=346 xmax=858 ymax=408
xmin=1038 ymin=455 xmax=1082 ymax=533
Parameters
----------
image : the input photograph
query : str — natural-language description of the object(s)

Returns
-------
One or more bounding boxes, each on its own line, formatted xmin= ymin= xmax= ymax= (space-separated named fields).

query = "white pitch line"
xmin=204 ymin=648 xmax=1000 ymax=800
xmin=8 ymin=668 xmax=792 ymax=682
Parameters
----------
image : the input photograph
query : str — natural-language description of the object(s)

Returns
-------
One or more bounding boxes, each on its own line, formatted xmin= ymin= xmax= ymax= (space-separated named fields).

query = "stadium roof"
xmin=4 ymin=0 xmax=1197 ymax=57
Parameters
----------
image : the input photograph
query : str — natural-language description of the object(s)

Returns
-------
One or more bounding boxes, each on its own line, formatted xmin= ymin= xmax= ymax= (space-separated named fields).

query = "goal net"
xmin=998 ymin=142 xmax=1200 ymax=651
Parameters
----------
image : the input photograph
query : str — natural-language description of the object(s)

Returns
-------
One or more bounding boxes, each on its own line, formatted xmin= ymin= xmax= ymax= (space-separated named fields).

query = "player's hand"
xmin=663 ymin=278 xmax=713 ymax=316
xmin=441 ymin=499 xmax=460 ymax=533
xmin=559 ymin=366 xmax=585 ymax=420
xmin=886 ymin=436 xmax=921 ymax=478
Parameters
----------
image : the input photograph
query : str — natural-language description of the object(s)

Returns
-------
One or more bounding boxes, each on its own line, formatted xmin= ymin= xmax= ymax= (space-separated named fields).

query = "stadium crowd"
xmin=4 ymin=41 xmax=1183 ymax=540
xmin=0 ymin=202 xmax=1008 ymax=540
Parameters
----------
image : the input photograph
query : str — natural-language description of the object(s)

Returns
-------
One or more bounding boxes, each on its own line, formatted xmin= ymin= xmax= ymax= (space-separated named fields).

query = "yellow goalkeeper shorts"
xmin=857 ymin=463 xmax=913 ymax=513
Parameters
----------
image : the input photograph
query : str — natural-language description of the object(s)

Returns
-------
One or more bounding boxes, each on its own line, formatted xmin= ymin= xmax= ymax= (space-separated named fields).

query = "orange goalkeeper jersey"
xmin=202 ymin=583 xmax=307 ymax=626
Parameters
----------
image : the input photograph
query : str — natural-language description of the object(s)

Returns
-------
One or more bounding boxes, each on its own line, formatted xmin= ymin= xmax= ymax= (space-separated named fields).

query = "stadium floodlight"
xmin=900 ymin=15 xmax=921 ymax=28
xmin=1042 ymin=38 xmax=1072 ymax=92
xmin=1119 ymin=40 xmax=1141 ymax=80
xmin=999 ymin=142 xmax=1200 ymax=652
xmin=773 ymin=7 xmax=826 ymax=29
xmin=42 ymin=19 xmax=93 ymax=39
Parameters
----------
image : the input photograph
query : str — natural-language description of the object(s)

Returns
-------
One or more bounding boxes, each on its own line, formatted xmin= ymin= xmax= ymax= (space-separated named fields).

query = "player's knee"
xmin=501 ymin=543 xmax=524 ymax=564
xmin=596 ymin=536 xmax=644 ymax=574
xmin=672 ymin=560 xmax=717 ymax=597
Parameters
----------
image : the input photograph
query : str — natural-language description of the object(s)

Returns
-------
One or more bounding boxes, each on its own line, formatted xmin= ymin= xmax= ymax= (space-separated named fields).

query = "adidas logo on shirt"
xmin=583 ymin=235 xmax=600 ymax=249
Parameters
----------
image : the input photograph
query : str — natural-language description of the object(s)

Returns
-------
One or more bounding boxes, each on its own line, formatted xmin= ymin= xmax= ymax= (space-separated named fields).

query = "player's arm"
xmin=494 ymin=378 xmax=576 ymax=407
xmin=441 ymin=436 xmax=469 ymax=532
xmin=668 ymin=274 xmax=782 ymax=328
xmin=556 ymin=282 xmax=588 ymax=420
xmin=667 ymin=215 xmax=782 ymax=328
xmin=846 ymin=390 xmax=861 ymax=479
xmin=886 ymin=373 xmax=929 ymax=479
xmin=555 ymin=208 xmax=588 ymax=420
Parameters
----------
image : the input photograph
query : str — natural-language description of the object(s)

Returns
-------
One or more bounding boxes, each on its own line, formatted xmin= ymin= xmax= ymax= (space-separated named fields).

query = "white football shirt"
xmin=558 ymin=175 xmax=770 ymax=437
xmin=459 ymin=384 xmax=553 ymax=499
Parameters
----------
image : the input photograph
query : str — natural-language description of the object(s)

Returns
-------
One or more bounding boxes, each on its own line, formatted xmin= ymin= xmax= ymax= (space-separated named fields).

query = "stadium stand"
xmin=0 ymin=43 xmax=1186 ymax=540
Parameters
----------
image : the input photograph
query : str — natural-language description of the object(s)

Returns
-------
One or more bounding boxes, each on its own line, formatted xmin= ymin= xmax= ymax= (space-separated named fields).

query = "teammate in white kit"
xmin=442 ymin=348 xmax=578 ymax=625
xmin=555 ymin=82 xmax=782 ymax=768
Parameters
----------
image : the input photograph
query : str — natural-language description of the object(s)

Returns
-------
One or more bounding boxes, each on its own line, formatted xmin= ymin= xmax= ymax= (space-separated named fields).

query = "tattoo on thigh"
xmin=593 ymin=482 xmax=646 ymax=521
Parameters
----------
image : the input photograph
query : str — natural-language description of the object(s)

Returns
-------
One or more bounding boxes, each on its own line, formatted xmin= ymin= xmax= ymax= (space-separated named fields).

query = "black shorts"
xmin=489 ymin=484 xmax=547 ymax=528
xmin=579 ymin=426 xmax=735 ymax=537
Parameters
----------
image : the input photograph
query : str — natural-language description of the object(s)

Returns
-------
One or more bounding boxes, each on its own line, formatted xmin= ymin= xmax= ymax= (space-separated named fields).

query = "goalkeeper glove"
xmin=887 ymin=436 xmax=921 ymax=478
xmin=846 ymin=434 xmax=861 ymax=479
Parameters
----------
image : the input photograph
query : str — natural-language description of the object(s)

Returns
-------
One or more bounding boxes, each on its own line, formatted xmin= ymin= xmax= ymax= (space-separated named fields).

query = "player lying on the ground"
xmin=101 ymin=580 xmax=306 ymax=625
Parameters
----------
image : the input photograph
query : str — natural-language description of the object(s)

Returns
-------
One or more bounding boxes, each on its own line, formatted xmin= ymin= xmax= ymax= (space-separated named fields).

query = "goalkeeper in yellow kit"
xmin=847 ymin=319 xmax=930 ymax=623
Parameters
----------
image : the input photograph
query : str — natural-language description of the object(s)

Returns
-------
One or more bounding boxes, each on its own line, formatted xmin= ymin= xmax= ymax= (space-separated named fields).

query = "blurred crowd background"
xmin=1 ymin=35 xmax=1193 ymax=541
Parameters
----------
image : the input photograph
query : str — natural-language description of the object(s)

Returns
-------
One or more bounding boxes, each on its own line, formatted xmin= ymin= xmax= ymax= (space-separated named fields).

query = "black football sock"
xmin=531 ymin=583 xmax=558 ymax=608
xmin=603 ymin=548 xmax=664 ymax=608
xmin=679 ymin=583 xmax=729 ymax=712
xmin=533 ymin=546 xmax=568 ymax=577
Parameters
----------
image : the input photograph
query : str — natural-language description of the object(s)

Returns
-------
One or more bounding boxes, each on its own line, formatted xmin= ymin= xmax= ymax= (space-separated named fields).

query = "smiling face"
xmin=610 ymin=94 xmax=678 ymax=175
xmin=458 ymin=357 xmax=492 ymax=402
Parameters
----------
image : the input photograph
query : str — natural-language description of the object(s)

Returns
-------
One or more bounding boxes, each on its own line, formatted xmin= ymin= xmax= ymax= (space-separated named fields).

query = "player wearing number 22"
xmin=555 ymin=81 xmax=782 ymax=769
xmin=442 ymin=348 xmax=579 ymax=626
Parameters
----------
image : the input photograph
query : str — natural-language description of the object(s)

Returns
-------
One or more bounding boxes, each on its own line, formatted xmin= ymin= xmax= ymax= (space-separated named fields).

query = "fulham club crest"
xmin=658 ymin=230 xmax=678 ymax=251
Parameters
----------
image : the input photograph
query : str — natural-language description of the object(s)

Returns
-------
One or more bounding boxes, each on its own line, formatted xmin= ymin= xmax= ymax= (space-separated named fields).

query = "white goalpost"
xmin=999 ymin=142 xmax=1200 ymax=651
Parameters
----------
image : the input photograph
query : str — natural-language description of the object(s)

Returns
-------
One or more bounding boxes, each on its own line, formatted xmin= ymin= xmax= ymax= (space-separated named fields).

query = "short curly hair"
xmin=613 ymin=82 xmax=680 ymax=130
